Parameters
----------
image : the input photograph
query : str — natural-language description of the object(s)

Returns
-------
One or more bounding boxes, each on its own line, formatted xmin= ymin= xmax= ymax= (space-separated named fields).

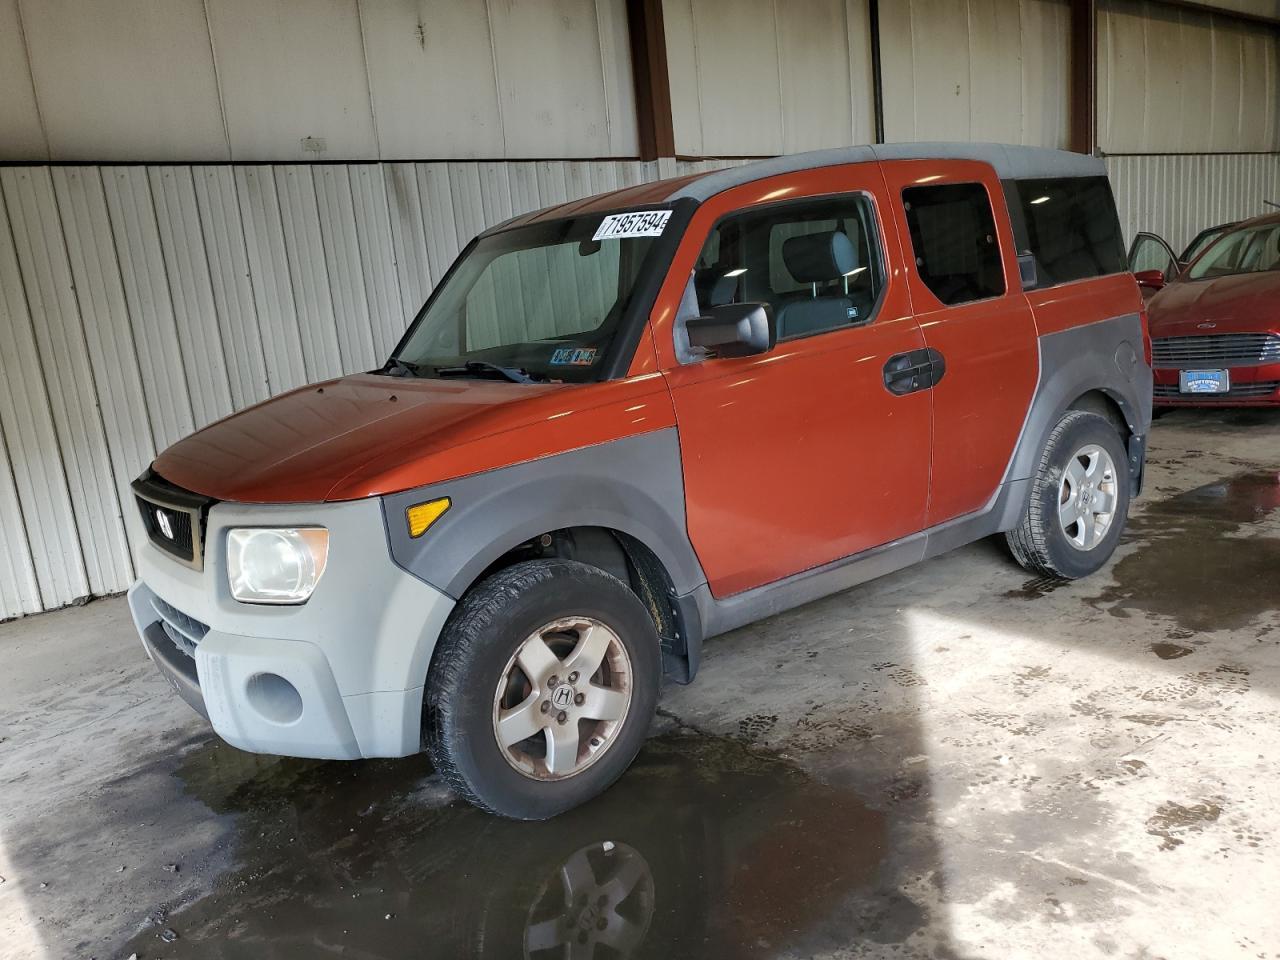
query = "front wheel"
xmin=425 ymin=559 xmax=661 ymax=819
xmin=1006 ymin=410 xmax=1131 ymax=579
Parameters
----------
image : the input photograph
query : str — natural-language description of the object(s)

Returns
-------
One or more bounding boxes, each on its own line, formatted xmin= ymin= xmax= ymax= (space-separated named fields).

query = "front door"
xmin=1128 ymin=232 xmax=1180 ymax=300
xmin=655 ymin=170 xmax=933 ymax=598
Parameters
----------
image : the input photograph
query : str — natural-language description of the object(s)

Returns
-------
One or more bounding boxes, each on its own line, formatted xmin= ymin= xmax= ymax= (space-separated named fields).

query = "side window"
xmin=690 ymin=195 xmax=885 ymax=345
xmin=1016 ymin=176 xmax=1127 ymax=285
xmin=902 ymin=183 xmax=1005 ymax=306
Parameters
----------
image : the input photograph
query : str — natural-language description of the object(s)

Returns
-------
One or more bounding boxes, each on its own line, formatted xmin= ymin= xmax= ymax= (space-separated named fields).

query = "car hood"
xmin=1149 ymin=272 xmax=1280 ymax=337
xmin=152 ymin=373 xmax=671 ymax=503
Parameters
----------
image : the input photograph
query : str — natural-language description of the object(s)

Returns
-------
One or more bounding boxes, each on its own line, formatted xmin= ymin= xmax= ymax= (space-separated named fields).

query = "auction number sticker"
xmin=592 ymin=210 xmax=672 ymax=241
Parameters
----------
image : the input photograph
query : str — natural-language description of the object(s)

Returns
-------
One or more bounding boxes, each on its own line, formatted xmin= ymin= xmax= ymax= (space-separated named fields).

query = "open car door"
xmin=1128 ymin=232 xmax=1179 ymax=300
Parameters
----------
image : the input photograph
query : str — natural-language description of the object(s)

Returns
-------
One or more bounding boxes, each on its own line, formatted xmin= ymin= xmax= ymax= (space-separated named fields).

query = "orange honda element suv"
xmin=129 ymin=144 xmax=1152 ymax=818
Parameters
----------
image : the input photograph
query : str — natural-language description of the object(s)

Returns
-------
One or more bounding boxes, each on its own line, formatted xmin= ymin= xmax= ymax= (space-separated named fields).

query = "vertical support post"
xmin=626 ymin=0 xmax=676 ymax=161
xmin=868 ymin=0 xmax=885 ymax=144
xmin=1069 ymin=0 xmax=1097 ymax=155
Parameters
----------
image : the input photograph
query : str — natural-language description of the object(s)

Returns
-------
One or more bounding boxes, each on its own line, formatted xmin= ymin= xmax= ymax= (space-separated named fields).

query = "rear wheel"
xmin=1006 ymin=410 xmax=1130 ymax=579
xmin=425 ymin=559 xmax=661 ymax=820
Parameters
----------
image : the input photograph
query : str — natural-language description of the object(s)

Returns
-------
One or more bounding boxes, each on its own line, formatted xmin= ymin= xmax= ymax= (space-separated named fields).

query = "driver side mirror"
xmin=685 ymin=302 xmax=774 ymax=358
xmin=1134 ymin=269 xmax=1166 ymax=292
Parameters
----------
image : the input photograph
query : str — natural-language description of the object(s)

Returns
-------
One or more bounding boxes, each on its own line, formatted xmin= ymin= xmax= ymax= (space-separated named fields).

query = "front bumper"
xmin=1153 ymin=363 xmax=1280 ymax=406
xmin=129 ymin=496 xmax=455 ymax=759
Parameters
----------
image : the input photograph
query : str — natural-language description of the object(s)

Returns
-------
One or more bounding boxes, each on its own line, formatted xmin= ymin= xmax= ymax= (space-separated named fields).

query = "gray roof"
xmin=669 ymin=142 xmax=1107 ymax=203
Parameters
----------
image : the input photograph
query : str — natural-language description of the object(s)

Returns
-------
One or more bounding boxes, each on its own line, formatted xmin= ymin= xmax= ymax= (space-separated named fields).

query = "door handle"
xmin=883 ymin=348 xmax=945 ymax=396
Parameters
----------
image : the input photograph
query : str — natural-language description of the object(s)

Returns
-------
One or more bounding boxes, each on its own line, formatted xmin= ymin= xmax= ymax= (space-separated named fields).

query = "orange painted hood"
xmin=152 ymin=373 xmax=674 ymax=503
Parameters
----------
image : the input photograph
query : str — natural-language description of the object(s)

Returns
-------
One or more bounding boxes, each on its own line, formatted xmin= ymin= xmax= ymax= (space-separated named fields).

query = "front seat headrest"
xmin=782 ymin=230 xmax=857 ymax=284
xmin=694 ymin=267 xmax=740 ymax=307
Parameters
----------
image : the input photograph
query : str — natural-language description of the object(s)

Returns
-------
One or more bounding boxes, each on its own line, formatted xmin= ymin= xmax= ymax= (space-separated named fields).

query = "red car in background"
xmin=1130 ymin=213 xmax=1280 ymax=406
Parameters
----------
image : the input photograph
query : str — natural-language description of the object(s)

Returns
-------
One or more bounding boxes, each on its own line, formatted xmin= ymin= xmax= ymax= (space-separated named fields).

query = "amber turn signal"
xmin=406 ymin=497 xmax=451 ymax=538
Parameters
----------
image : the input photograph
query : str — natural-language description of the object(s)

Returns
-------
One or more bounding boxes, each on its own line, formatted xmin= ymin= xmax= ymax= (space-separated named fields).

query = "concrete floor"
xmin=1 ymin=407 xmax=1277 ymax=960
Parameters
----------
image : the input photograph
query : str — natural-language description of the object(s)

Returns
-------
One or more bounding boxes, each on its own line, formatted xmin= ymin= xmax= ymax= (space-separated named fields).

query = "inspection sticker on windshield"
xmin=592 ymin=210 xmax=672 ymax=241
xmin=551 ymin=347 xmax=598 ymax=366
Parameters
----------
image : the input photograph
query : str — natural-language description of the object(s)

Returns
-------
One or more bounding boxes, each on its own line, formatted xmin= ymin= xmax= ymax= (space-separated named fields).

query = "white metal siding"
xmin=3 ymin=0 xmax=640 ymax=163
xmin=0 ymin=168 xmax=132 ymax=601
xmin=0 ymin=157 xmax=738 ymax=619
xmin=1099 ymin=0 xmax=1280 ymax=154
xmin=0 ymin=0 xmax=46 ymax=160
xmin=0 ymin=424 xmax=41 ymax=618
xmin=18 ymin=0 xmax=229 ymax=162
xmin=1106 ymin=153 xmax=1280 ymax=250
xmin=0 ymin=183 xmax=87 ymax=613
xmin=878 ymin=0 xmax=1072 ymax=148
xmin=664 ymin=0 xmax=877 ymax=156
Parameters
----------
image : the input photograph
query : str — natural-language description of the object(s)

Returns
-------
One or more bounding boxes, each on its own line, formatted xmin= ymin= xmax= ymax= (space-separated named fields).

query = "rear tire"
xmin=425 ymin=559 xmax=661 ymax=820
xmin=1006 ymin=410 xmax=1130 ymax=579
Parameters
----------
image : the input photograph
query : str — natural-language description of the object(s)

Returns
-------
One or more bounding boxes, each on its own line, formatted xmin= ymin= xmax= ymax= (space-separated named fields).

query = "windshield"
xmin=1179 ymin=225 xmax=1230 ymax=265
xmin=1187 ymin=222 xmax=1280 ymax=281
xmin=391 ymin=209 xmax=675 ymax=383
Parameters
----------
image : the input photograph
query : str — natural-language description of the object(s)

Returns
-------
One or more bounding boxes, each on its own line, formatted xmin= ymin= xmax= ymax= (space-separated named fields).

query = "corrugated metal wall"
xmin=0 ymin=157 xmax=744 ymax=619
xmin=1106 ymin=153 xmax=1280 ymax=250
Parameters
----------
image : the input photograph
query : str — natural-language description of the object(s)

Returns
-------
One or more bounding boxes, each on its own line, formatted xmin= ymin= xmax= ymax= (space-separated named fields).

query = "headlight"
xmin=227 ymin=528 xmax=329 ymax=604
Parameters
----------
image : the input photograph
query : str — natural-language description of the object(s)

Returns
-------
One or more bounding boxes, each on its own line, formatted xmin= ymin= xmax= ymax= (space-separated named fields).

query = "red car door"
xmin=877 ymin=159 xmax=1040 ymax=526
xmin=1128 ymin=232 xmax=1180 ymax=300
xmin=649 ymin=166 xmax=932 ymax=598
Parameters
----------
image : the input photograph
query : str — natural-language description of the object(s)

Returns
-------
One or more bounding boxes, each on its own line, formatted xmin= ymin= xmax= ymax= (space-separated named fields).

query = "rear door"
xmin=877 ymin=160 xmax=1040 ymax=527
xmin=654 ymin=169 xmax=932 ymax=598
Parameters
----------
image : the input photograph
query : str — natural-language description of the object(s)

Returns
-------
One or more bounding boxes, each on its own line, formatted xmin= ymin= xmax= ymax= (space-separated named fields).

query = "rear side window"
xmin=1016 ymin=176 xmax=1126 ymax=285
xmin=902 ymin=183 xmax=1005 ymax=306
xmin=691 ymin=194 xmax=885 ymax=342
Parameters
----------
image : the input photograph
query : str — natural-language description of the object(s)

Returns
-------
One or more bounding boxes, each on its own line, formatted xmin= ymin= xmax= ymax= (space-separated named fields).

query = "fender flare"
xmin=381 ymin=429 xmax=708 ymax=602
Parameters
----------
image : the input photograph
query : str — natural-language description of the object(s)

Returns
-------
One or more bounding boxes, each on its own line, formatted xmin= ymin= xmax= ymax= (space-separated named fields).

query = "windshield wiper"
xmin=432 ymin=360 xmax=542 ymax=384
xmin=381 ymin=357 xmax=422 ymax=378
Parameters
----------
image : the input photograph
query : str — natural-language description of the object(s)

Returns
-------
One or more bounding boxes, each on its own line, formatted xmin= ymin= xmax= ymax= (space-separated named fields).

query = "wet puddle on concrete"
xmin=1090 ymin=471 xmax=1280 ymax=635
xmin=121 ymin=733 xmax=891 ymax=959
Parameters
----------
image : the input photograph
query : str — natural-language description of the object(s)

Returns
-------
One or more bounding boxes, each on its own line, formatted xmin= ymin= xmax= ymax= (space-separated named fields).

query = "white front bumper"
xmin=129 ymin=497 xmax=455 ymax=759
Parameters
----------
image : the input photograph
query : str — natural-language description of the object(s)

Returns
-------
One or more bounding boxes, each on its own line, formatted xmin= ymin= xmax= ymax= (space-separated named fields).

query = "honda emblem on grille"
xmin=156 ymin=509 xmax=174 ymax=540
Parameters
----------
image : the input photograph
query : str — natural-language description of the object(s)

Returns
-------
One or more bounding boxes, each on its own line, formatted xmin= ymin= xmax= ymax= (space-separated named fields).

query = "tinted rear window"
xmin=902 ymin=182 xmax=1005 ymax=306
xmin=1016 ymin=176 xmax=1126 ymax=286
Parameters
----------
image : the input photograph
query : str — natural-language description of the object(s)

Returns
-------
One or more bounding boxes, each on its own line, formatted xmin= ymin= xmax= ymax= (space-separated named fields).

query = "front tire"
xmin=425 ymin=559 xmax=661 ymax=820
xmin=1006 ymin=410 xmax=1131 ymax=579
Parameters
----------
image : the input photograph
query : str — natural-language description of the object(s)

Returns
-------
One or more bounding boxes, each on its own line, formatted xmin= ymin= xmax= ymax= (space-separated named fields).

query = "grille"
xmin=1152 ymin=333 xmax=1280 ymax=369
xmin=150 ymin=595 xmax=210 ymax=659
xmin=137 ymin=496 xmax=194 ymax=562
xmin=1154 ymin=381 xmax=1280 ymax=400
xmin=131 ymin=470 xmax=212 ymax=570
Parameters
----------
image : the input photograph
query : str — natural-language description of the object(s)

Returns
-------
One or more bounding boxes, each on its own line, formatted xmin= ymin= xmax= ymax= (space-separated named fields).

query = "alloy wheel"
xmin=1058 ymin=443 xmax=1119 ymax=551
xmin=492 ymin=617 xmax=633 ymax=781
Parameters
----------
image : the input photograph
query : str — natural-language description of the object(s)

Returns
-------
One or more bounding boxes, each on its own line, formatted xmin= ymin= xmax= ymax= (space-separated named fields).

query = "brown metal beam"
xmin=626 ymin=0 xmax=676 ymax=161
xmin=868 ymin=0 xmax=885 ymax=143
xmin=1069 ymin=0 xmax=1097 ymax=155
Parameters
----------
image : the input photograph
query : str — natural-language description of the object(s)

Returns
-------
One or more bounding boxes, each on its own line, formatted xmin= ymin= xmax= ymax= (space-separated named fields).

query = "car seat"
xmin=774 ymin=231 xmax=859 ymax=339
